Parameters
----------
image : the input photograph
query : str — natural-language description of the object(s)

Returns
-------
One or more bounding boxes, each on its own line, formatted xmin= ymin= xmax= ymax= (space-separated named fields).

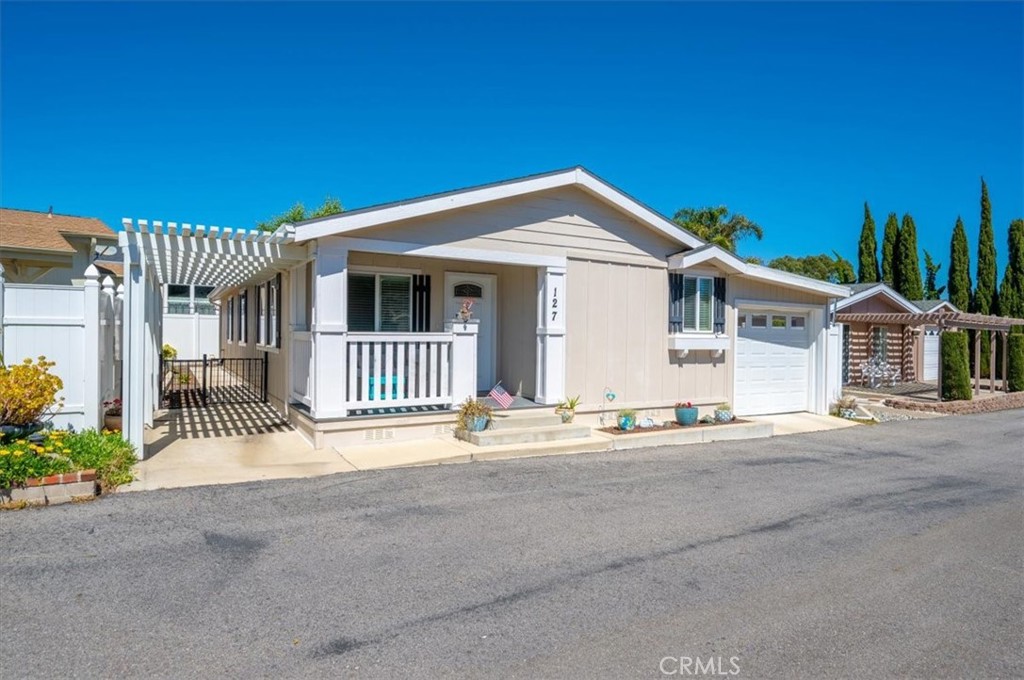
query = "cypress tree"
xmin=974 ymin=178 xmax=997 ymax=315
xmin=857 ymin=202 xmax=880 ymax=283
xmin=1000 ymin=219 xmax=1024 ymax=328
xmin=880 ymin=212 xmax=899 ymax=285
xmin=948 ymin=216 xmax=972 ymax=310
xmin=894 ymin=213 xmax=924 ymax=300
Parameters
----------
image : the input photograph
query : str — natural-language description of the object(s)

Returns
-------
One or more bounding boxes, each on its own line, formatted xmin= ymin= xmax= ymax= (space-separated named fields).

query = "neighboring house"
xmin=161 ymin=283 xmax=220 ymax=360
xmin=200 ymin=167 xmax=849 ymax=447
xmin=834 ymin=282 xmax=958 ymax=385
xmin=0 ymin=207 xmax=118 ymax=285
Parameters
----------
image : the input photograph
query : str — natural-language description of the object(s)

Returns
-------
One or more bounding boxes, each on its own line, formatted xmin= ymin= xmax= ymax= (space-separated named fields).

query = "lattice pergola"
xmin=119 ymin=219 xmax=308 ymax=288
xmin=835 ymin=310 xmax=1024 ymax=399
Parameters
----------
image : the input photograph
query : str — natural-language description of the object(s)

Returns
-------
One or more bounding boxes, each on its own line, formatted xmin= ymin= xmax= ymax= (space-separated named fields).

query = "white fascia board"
xmin=293 ymin=167 xmax=702 ymax=249
xmin=742 ymin=264 xmax=851 ymax=298
xmin=667 ymin=245 xmax=747 ymax=273
xmin=667 ymin=244 xmax=848 ymax=297
xmin=835 ymin=283 xmax=918 ymax=312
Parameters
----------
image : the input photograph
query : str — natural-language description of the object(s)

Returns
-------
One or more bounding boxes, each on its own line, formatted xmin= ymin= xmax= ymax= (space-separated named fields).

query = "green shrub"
xmin=940 ymin=332 xmax=972 ymax=401
xmin=0 ymin=429 xmax=135 ymax=489
xmin=1008 ymin=333 xmax=1024 ymax=393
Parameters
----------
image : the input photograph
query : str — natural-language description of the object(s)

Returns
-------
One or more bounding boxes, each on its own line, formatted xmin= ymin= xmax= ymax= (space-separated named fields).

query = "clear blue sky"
xmin=2 ymin=2 xmax=1022 ymax=274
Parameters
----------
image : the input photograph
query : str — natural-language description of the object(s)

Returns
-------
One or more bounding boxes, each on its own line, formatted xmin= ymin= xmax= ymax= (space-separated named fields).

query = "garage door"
xmin=735 ymin=311 xmax=810 ymax=415
xmin=922 ymin=329 xmax=939 ymax=381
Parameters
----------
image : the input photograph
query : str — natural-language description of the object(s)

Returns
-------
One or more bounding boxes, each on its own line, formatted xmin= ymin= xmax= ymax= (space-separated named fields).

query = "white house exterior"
xmin=117 ymin=167 xmax=850 ymax=453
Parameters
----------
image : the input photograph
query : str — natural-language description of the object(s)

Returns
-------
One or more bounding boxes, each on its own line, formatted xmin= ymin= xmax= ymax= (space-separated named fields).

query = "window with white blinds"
xmin=346 ymin=272 xmax=412 ymax=333
xmin=681 ymin=276 xmax=713 ymax=332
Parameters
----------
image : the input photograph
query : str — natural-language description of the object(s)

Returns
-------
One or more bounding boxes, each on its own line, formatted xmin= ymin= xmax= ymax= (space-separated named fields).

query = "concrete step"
xmin=488 ymin=412 xmax=564 ymax=430
xmin=467 ymin=423 xmax=591 ymax=446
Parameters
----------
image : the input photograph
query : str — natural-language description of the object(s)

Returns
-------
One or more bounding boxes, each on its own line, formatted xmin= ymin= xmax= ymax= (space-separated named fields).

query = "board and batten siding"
xmin=218 ymin=274 xmax=291 ymax=413
xmin=344 ymin=186 xmax=682 ymax=267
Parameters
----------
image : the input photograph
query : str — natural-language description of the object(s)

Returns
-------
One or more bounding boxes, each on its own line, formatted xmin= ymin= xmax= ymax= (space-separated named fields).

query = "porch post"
xmin=445 ymin=319 xmax=479 ymax=405
xmin=1002 ymin=331 xmax=1010 ymax=392
xmin=935 ymin=329 xmax=943 ymax=402
xmin=535 ymin=265 xmax=567 ymax=405
xmin=310 ymin=237 xmax=348 ymax=419
xmin=83 ymin=265 xmax=102 ymax=431
xmin=989 ymin=331 xmax=997 ymax=394
xmin=973 ymin=330 xmax=981 ymax=396
xmin=121 ymin=239 xmax=146 ymax=457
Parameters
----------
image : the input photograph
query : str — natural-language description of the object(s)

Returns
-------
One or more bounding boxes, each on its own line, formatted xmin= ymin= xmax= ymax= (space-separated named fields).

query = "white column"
xmin=83 ymin=265 xmax=102 ymax=431
xmin=310 ymin=237 xmax=348 ymax=419
xmin=122 ymin=241 xmax=146 ymax=456
xmin=0 ymin=262 xmax=6 ymax=354
xmin=535 ymin=265 xmax=567 ymax=405
xmin=445 ymin=319 xmax=479 ymax=406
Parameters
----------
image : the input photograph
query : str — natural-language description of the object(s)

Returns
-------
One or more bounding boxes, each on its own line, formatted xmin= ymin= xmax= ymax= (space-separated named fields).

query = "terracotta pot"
xmin=104 ymin=414 xmax=122 ymax=432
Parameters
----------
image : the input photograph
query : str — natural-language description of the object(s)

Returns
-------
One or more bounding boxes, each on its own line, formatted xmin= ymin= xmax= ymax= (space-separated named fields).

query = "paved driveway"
xmin=2 ymin=413 xmax=1021 ymax=678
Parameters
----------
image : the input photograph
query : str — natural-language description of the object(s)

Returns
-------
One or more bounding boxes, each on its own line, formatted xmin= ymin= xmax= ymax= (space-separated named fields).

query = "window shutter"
xmin=668 ymin=273 xmax=684 ymax=333
xmin=713 ymin=277 xmax=726 ymax=333
xmin=412 ymin=275 xmax=431 ymax=332
xmin=347 ymin=274 xmax=376 ymax=332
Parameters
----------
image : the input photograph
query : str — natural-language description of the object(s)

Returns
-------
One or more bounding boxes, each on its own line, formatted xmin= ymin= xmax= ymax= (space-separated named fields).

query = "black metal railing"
xmin=161 ymin=354 xmax=267 ymax=408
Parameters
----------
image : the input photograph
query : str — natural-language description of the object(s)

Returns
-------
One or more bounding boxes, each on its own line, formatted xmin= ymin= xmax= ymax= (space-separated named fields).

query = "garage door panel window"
xmin=751 ymin=314 xmax=768 ymax=328
xmin=790 ymin=316 xmax=806 ymax=328
xmin=771 ymin=315 xmax=787 ymax=328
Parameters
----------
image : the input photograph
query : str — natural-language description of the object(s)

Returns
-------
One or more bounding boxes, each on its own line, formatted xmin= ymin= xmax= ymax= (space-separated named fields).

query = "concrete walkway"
xmin=123 ymin=409 xmax=858 ymax=491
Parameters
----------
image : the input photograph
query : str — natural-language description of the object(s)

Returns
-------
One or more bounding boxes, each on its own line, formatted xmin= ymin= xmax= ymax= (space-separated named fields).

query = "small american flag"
xmin=488 ymin=382 xmax=515 ymax=409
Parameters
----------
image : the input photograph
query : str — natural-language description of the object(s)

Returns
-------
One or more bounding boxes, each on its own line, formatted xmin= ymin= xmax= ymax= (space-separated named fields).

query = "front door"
xmin=445 ymin=272 xmax=496 ymax=392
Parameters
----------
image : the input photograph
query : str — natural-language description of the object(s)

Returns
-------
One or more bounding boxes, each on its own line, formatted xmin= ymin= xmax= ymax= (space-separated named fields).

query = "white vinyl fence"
xmin=0 ymin=264 xmax=121 ymax=431
xmin=162 ymin=313 xmax=220 ymax=360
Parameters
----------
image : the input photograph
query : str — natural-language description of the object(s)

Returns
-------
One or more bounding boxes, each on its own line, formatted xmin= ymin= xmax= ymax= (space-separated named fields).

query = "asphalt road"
xmin=1 ymin=413 xmax=1022 ymax=679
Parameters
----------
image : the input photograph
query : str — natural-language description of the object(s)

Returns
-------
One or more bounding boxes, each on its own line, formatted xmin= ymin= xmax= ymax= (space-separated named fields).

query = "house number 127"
xmin=551 ymin=287 xmax=558 ymax=321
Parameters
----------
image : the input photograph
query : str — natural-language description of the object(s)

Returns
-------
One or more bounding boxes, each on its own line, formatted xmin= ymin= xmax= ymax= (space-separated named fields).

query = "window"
xmin=738 ymin=314 xmax=748 ymax=328
xmin=790 ymin=316 xmax=806 ymax=328
xmin=226 ymin=297 xmax=234 ymax=342
xmin=194 ymin=286 xmax=217 ymax=315
xmin=257 ymin=284 xmax=268 ymax=345
xmin=871 ymin=326 xmax=888 ymax=360
xmin=238 ymin=290 xmax=248 ymax=344
xmin=682 ymin=276 xmax=713 ymax=332
xmin=166 ymin=284 xmax=190 ymax=314
xmin=771 ymin=315 xmax=787 ymax=328
xmin=751 ymin=314 xmax=768 ymax=328
xmin=454 ymin=283 xmax=483 ymax=298
xmin=348 ymin=272 xmax=412 ymax=332
xmin=268 ymin=275 xmax=279 ymax=348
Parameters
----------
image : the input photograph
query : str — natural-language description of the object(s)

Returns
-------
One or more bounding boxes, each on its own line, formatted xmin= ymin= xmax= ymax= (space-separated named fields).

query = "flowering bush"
xmin=674 ymin=401 xmax=694 ymax=408
xmin=0 ymin=429 xmax=135 ymax=489
xmin=0 ymin=356 xmax=65 ymax=427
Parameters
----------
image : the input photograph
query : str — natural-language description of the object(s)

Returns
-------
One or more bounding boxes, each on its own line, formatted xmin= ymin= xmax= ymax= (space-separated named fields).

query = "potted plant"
xmin=617 ymin=408 xmax=637 ymax=431
xmin=0 ymin=355 xmax=65 ymax=444
xmin=714 ymin=402 xmax=733 ymax=423
xmin=455 ymin=397 xmax=493 ymax=433
xmin=832 ymin=396 xmax=858 ymax=419
xmin=674 ymin=401 xmax=699 ymax=426
xmin=103 ymin=398 xmax=123 ymax=432
xmin=555 ymin=395 xmax=581 ymax=424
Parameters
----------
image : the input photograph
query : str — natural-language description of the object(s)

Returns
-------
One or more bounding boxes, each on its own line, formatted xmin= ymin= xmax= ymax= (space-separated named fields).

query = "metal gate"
xmin=161 ymin=354 xmax=268 ymax=408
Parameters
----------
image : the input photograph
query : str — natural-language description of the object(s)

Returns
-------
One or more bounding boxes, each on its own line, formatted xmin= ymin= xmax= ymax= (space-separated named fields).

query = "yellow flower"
xmin=13 ymin=451 xmax=23 ymax=457
xmin=0 ymin=450 xmax=8 ymax=456
xmin=62 ymin=449 xmax=71 ymax=454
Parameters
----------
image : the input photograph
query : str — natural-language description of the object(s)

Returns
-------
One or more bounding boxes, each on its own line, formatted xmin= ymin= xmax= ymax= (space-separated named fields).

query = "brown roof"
xmin=0 ymin=207 xmax=116 ymax=254
xmin=95 ymin=260 xmax=124 ymax=277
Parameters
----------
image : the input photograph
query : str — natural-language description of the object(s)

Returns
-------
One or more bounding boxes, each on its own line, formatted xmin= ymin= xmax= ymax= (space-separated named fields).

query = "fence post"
xmin=202 ymin=354 xmax=209 ymax=406
xmin=0 ymin=262 xmax=6 ymax=357
xmin=83 ymin=265 xmax=102 ymax=431
xmin=262 ymin=353 xmax=269 ymax=402
xmin=445 ymin=319 xmax=479 ymax=406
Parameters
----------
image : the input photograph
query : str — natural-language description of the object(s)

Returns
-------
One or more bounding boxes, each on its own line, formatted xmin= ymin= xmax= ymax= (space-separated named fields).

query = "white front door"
xmin=735 ymin=311 xmax=811 ymax=415
xmin=445 ymin=272 xmax=496 ymax=392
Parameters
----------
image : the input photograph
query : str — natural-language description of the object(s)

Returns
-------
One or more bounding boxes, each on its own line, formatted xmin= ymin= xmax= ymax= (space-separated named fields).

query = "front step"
xmin=467 ymin=423 xmax=591 ymax=446
xmin=488 ymin=412 xmax=563 ymax=430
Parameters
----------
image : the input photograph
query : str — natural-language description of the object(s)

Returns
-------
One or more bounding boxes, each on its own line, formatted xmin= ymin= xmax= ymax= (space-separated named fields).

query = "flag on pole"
xmin=488 ymin=382 xmax=515 ymax=409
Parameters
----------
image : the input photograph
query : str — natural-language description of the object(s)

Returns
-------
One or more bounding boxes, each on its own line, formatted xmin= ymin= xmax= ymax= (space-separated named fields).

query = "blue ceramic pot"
xmin=617 ymin=415 xmax=636 ymax=431
xmin=467 ymin=415 xmax=490 ymax=432
xmin=674 ymin=407 xmax=699 ymax=426
xmin=714 ymin=409 xmax=733 ymax=423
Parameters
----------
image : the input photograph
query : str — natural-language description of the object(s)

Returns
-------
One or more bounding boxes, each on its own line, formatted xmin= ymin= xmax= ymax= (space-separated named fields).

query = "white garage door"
xmin=922 ymin=329 xmax=940 ymax=381
xmin=735 ymin=311 xmax=811 ymax=415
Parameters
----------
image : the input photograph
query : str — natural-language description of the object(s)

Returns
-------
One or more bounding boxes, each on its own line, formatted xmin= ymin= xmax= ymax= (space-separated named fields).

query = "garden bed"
xmin=599 ymin=419 xmax=750 ymax=435
xmin=883 ymin=391 xmax=1024 ymax=415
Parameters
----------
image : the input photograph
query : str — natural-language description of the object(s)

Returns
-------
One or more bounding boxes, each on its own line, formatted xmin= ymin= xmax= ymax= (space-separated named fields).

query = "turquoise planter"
xmin=617 ymin=415 xmax=636 ymax=431
xmin=674 ymin=407 xmax=699 ymax=426
xmin=467 ymin=415 xmax=490 ymax=433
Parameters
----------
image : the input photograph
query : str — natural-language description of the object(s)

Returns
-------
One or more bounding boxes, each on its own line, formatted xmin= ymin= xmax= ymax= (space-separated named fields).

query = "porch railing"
xmin=345 ymin=332 xmax=454 ymax=409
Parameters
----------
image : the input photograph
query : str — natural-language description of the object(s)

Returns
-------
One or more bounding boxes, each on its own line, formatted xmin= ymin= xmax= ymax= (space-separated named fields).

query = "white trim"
xmin=668 ymin=245 xmax=747 ymax=274
xmin=734 ymin=298 xmax=824 ymax=313
xmin=834 ymin=282 xmax=920 ymax=313
xmin=292 ymin=167 xmax=704 ymax=249
xmin=336 ymin=237 xmax=567 ymax=269
xmin=348 ymin=264 xmax=422 ymax=276
xmin=916 ymin=299 xmax=959 ymax=313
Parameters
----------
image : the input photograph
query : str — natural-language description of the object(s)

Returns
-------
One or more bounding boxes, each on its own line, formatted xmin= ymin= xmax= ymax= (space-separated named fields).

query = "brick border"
xmin=1 ymin=469 xmax=99 ymax=507
xmin=884 ymin=392 xmax=1024 ymax=415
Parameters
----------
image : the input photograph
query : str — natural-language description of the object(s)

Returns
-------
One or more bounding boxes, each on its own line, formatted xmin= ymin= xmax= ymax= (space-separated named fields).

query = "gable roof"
xmin=668 ymin=244 xmax=851 ymax=298
xmin=291 ymin=166 xmax=704 ymax=249
xmin=0 ymin=208 xmax=116 ymax=254
xmin=834 ymin=281 xmax=920 ymax=313
xmin=913 ymin=299 xmax=958 ymax=313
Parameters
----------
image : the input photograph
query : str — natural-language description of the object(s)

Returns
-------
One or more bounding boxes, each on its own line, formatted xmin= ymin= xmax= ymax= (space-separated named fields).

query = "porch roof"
xmin=835 ymin=310 xmax=1024 ymax=331
xmin=119 ymin=219 xmax=308 ymax=287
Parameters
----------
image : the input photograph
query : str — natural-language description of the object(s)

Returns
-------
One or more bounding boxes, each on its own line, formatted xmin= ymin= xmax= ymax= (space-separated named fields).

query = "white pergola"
xmin=118 ymin=219 xmax=308 ymax=454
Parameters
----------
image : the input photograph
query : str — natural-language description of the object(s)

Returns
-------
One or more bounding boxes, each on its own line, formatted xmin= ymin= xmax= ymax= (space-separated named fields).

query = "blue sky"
xmin=2 ymin=2 xmax=1022 ymax=274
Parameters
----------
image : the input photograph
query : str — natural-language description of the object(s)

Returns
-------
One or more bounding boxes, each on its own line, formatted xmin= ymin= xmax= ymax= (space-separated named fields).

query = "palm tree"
xmin=672 ymin=206 xmax=764 ymax=253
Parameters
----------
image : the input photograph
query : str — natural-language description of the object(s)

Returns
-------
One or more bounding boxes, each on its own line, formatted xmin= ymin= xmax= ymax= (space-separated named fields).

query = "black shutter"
xmin=668 ymin=273 xmax=684 ymax=333
xmin=412 ymin=275 xmax=431 ymax=332
xmin=713 ymin=277 xmax=726 ymax=334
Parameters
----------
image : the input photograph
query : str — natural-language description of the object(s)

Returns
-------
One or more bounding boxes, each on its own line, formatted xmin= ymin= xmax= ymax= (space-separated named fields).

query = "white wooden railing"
xmin=345 ymin=332 xmax=454 ymax=409
xmin=291 ymin=331 xmax=313 ymax=406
